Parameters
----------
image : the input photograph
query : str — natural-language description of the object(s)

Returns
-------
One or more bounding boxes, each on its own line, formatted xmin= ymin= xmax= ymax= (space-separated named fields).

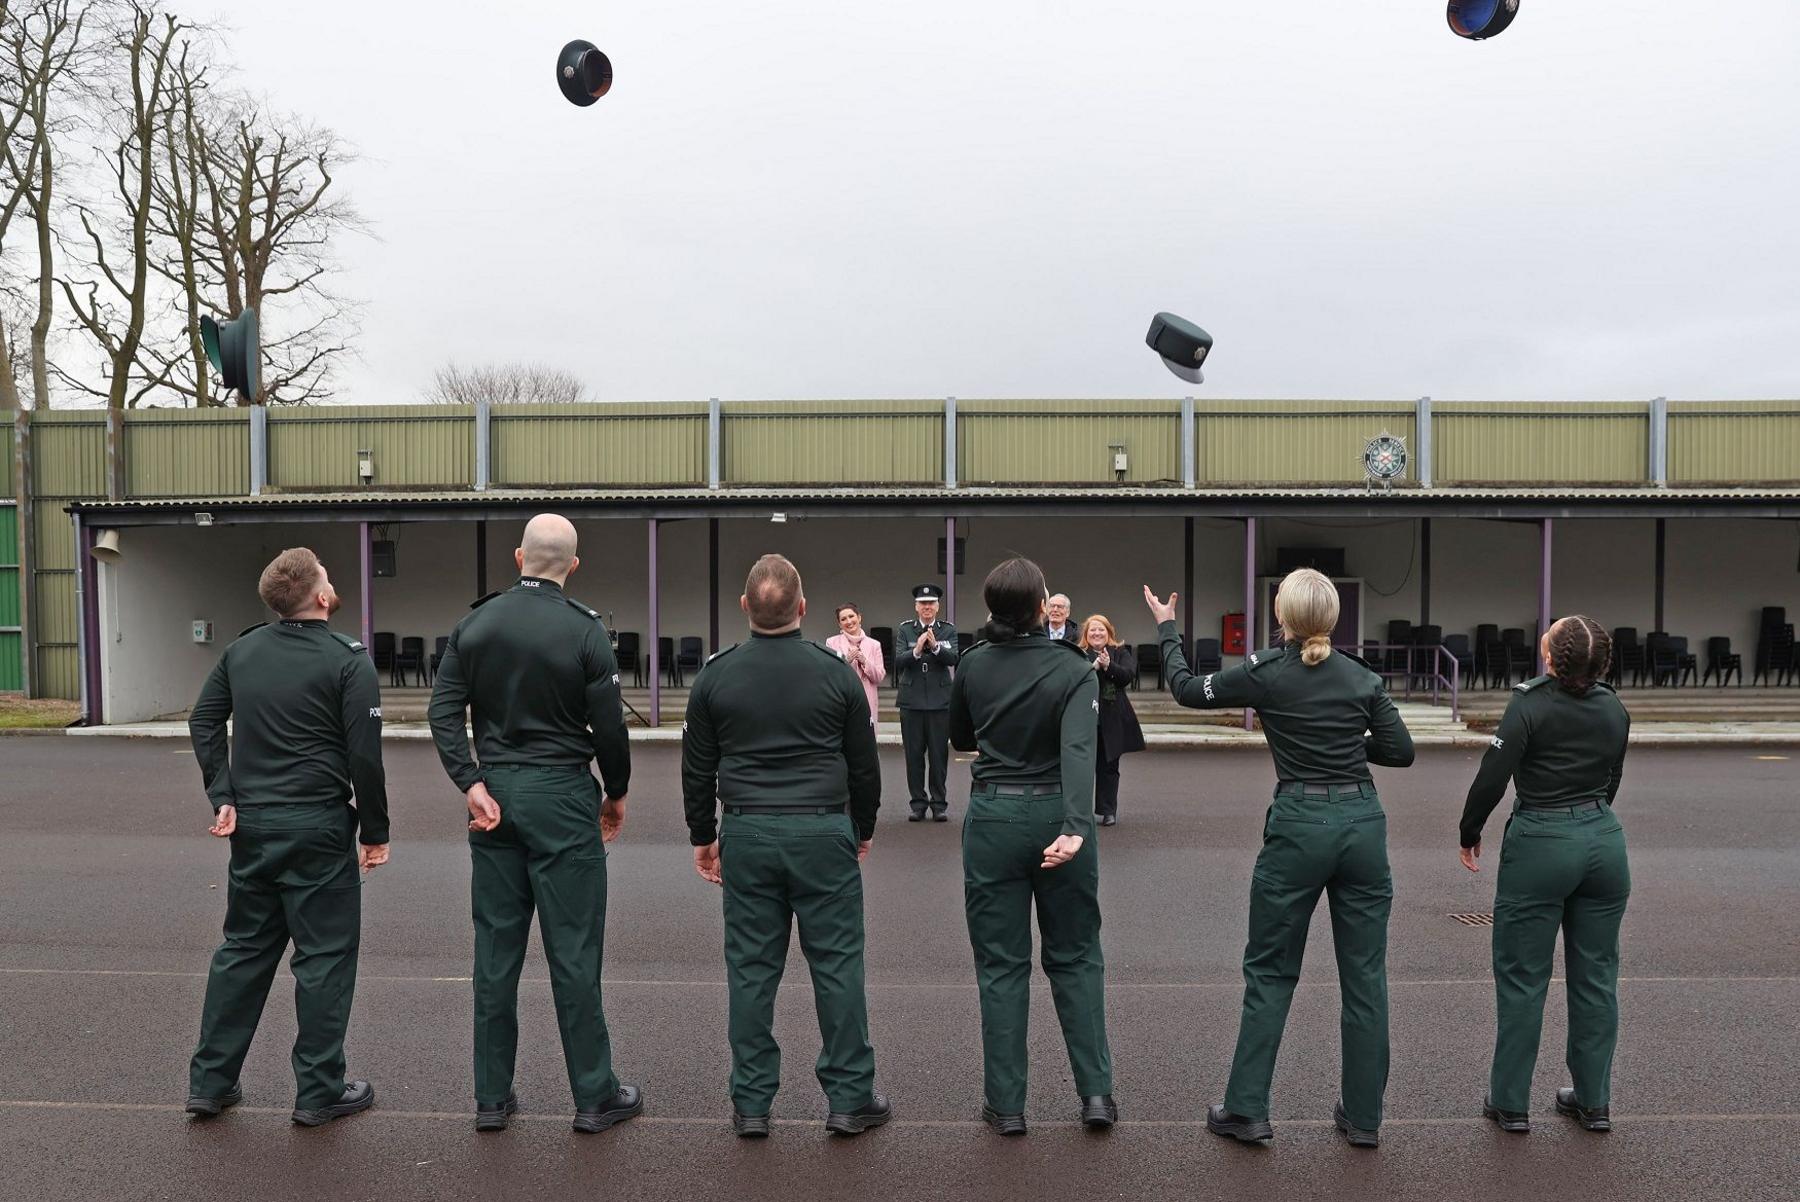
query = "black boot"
xmin=1333 ymin=1101 xmax=1379 ymax=1148
xmin=1483 ymin=1095 xmax=1531 ymax=1134
xmin=573 ymin=1084 xmax=644 ymax=1134
xmin=184 ymin=1084 xmax=243 ymax=1118
xmin=292 ymin=1079 xmax=374 ymax=1127
xmin=1080 ymin=1095 xmax=1118 ymax=1129
xmin=732 ymin=1111 xmax=771 ymax=1138
xmin=1206 ymin=1104 xmax=1273 ymax=1144
xmin=1555 ymin=1087 xmax=1611 ymax=1132
xmin=825 ymin=1092 xmax=892 ymax=1136
xmin=476 ymin=1092 xmax=518 ymax=1132
xmin=981 ymin=1105 xmax=1027 ymax=1136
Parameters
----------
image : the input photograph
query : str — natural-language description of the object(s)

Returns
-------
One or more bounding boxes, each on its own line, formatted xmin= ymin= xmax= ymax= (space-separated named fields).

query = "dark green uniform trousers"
xmin=1489 ymin=803 xmax=1631 ymax=1113
xmin=1224 ymin=785 xmax=1392 ymax=1131
xmin=961 ymin=787 xmax=1111 ymax=1114
xmin=900 ymin=709 xmax=951 ymax=813
xmin=469 ymin=765 xmax=617 ymax=1109
xmin=721 ymin=811 xmax=876 ymax=1114
xmin=190 ymin=803 xmax=361 ymax=1109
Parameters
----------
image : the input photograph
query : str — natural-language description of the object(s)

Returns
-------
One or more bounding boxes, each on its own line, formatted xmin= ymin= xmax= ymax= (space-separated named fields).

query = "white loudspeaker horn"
xmin=91 ymin=528 xmax=123 ymax=563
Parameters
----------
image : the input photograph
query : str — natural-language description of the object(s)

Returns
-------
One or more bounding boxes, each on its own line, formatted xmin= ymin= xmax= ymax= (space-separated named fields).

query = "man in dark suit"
xmin=1045 ymin=594 xmax=1079 ymax=645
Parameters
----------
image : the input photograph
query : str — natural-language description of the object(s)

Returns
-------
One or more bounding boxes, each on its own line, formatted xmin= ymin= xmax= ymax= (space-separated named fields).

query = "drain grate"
xmin=1449 ymin=912 xmax=1494 ymax=927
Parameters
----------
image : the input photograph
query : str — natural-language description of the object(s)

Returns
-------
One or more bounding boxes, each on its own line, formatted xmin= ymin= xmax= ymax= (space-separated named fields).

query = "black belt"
xmin=1275 ymin=780 xmax=1376 ymax=801
xmin=723 ymin=805 xmax=845 ymax=816
xmin=1519 ymin=798 xmax=1606 ymax=814
xmin=972 ymin=782 xmax=1060 ymax=797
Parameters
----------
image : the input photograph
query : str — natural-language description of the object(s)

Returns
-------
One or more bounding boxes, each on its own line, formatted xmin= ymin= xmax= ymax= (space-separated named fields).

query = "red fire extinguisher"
xmin=1222 ymin=613 xmax=1246 ymax=656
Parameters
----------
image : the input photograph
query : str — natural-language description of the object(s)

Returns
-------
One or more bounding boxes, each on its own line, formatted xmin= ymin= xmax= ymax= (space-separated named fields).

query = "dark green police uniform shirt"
xmin=680 ymin=630 xmax=881 ymax=846
xmin=189 ymin=618 xmax=390 ymax=845
xmin=893 ymin=619 xmax=959 ymax=711
xmin=948 ymin=632 xmax=1099 ymax=836
xmin=427 ymin=577 xmax=631 ymax=798
xmin=1159 ymin=621 xmax=1414 ymax=784
xmin=1458 ymin=675 xmax=1631 ymax=848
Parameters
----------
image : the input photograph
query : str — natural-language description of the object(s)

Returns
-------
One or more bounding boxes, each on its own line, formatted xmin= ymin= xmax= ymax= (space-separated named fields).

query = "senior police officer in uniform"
xmin=1147 ymin=569 xmax=1414 ymax=1149
xmin=186 ymin=547 xmax=389 ymax=1127
xmin=684 ymin=554 xmax=889 ymax=1137
xmin=894 ymin=583 xmax=959 ymax=821
xmin=428 ymin=513 xmax=640 ymax=1135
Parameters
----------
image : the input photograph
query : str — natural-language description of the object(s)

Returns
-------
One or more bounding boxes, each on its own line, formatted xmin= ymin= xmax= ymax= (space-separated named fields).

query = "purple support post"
xmin=359 ymin=520 xmax=374 ymax=654
xmin=1243 ymin=516 xmax=1257 ymax=731
xmin=77 ymin=517 xmax=103 ymax=725
xmin=944 ymin=517 xmax=957 ymax=624
xmin=1537 ymin=518 xmax=1553 ymax=676
xmin=648 ymin=518 xmax=661 ymax=727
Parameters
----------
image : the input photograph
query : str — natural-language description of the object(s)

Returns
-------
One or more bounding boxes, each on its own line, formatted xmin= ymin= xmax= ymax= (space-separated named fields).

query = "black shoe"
xmin=930 ymin=810 xmax=948 ymax=823
xmin=908 ymin=809 xmax=926 ymax=822
xmin=185 ymin=1084 xmax=243 ymax=1118
xmin=825 ymin=1092 xmax=892 ymax=1136
xmin=1483 ymin=1095 xmax=1530 ymax=1134
xmin=1555 ymin=1087 xmax=1611 ymax=1132
xmin=733 ymin=1111 xmax=771 ymax=1138
xmin=476 ymin=1092 xmax=518 ymax=1132
xmin=292 ymin=1079 xmax=374 ymax=1127
xmin=1080 ymin=1095 xmax=1117 ymax=1129
xmin=1206 ymin=1104 xmax=1273 ymax=1144
xmin=1333 ymin=1101 xmax=1379 ymax=1148
xmin=1097 ymin=815 xmax=1117 ymax=827
xmin=981 ymin=1105 xmax=1027 ymax=1136
xmin=573 ymin=1084 xmax=644 ymax=1134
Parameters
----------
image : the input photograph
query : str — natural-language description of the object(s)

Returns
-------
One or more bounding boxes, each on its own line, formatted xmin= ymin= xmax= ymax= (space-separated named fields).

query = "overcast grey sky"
xmin=201 ymin=1 xmax=1799 ymax=404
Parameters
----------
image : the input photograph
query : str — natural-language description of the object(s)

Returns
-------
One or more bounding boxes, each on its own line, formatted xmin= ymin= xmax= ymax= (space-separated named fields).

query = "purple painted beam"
xmin=944 ymin=516 xmax=956 ymax=625
xmin=1244 ymin=516 xmax=1257 ymax=731
xmin=1537 ymin=517 xmax=1553 ymax=675
xmin=359 ymin=520 xmax=374 ymax=655
xmin=78 ymin=518 xmax=103 ymax=724
xmin=648 ymin=518 xmax=661 ymax=728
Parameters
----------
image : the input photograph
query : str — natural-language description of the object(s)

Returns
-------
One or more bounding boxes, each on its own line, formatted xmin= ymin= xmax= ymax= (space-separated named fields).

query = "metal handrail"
xmin=1343 ymin=640 xmax=1463 ymax=723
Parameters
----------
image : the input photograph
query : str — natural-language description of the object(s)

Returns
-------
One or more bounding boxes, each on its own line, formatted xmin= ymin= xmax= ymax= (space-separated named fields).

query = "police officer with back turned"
xmin=894 ymin=583 xmax=959 ymax=821
xmin=1460 ymin=616 xmax=1631 ymax=1136
xmin=428 ymin=513 xmax=639 ymax=1135
xmin=684 ymin=554 xmax=889 ymax=1137
xmin=1146 ymin=568 xmax=1414 ymax=1149
xmin=186 ymin=547 xmax=389 ymax=1127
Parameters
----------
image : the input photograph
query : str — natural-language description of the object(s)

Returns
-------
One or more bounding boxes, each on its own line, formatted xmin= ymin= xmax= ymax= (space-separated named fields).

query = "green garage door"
xmin=0 ymin=505 xmax=20 ymax=691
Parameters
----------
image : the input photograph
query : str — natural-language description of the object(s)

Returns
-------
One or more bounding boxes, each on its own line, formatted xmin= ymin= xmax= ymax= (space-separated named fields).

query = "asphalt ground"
xmin=0 ymin=740 xmax=1796 ymax=1202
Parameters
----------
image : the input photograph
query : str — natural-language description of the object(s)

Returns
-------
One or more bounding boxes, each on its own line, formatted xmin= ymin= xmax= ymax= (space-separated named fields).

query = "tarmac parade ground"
xmin=0 ymin=739 xmax=1795 ymax=1201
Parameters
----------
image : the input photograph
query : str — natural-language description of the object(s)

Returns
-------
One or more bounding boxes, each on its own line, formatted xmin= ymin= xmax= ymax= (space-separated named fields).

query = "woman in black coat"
xmin=1082 ymin=615 xmax=1146 ymax=826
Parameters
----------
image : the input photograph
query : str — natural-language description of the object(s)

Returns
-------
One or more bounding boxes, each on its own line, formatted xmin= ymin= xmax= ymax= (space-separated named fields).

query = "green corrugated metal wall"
xmin=492 ymin=402 xmax=708 ymax=487
xmin=0 ymin=504 xmax=19 ymax=691
xmin=270 ymin=404 xmax=473 ymax=490
xmin=26 ymin=411 xmax=104 ymax=699
xmin=1195 ymin=401 xmax=1416 ymax=485
xmin=125 ymin=409 xmax=250 ymax=497
xmin=1434 ymin=402 xmax=1649 ymax=485
xmin=1668 ymin=401 xmax=1800 ymax=485
xmin=724 ymin=401 xmax=943 ymax=485
xmin=960 ymin=400 xmax=1184 ymax=484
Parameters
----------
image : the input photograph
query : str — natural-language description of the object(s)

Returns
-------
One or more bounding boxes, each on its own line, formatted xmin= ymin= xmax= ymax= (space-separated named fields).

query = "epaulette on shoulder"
xmin=1590 ymin=679 xmax=1617 ymax=694
xmin=704 ymin=643 xmax=740 ymax=666
xmin=1514 ymin=674 xmax=1551 ymax=693
xmin=563 ymin=595 xmax=601 ymax=620
xmin=1339 ymin=649 xmax=1382 ymax=677
xmin=235 ymin=622 xmax=268 ymax=639
xmin=1245 ymin=645 xmax=1289 ymax=672
xmin=470 ymin=591 xmax=502 ymax=609
xmin=330 ymin=631 xmax=365 ymax=654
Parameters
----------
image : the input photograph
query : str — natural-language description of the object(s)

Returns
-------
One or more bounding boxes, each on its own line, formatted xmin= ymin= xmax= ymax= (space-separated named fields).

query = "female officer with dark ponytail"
xmin=1460 ymin=615 xmax=1630 ymax=1135
xmin=949 ymin=557 xmax=1115 ymax=1136
xmin=1145 ymin=568 xmax=1414 ymax=1149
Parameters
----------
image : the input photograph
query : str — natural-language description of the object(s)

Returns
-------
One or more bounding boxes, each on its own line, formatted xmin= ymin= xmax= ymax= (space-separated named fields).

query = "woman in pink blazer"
xmin=827 ymin=603 xmax=886 ymax=726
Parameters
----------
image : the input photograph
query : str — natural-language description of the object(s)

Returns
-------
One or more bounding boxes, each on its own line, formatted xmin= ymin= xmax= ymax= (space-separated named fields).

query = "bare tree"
xmin=56 ymin=2 xmax=180 ymax=410
xmin=1 ymin=0 xmax=93 ymax=410
xmin=424 ymin=363 xmax=591 ymax=406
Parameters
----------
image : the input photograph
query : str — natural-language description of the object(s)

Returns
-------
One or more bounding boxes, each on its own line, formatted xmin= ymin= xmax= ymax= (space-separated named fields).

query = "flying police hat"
xmin=1146 ymin=311 xmax=1211 ymax=384
xmin=912 ymin=584 xmax=943 ymax=602
xmin=557 ymin=39 xmax=614 ymax=106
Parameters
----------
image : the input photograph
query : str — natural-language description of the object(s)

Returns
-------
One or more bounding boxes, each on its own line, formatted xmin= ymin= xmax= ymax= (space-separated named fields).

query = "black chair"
xmin=1646 ymin=632 xmax=1682 ymax=687
xmin=658 ymin=636 xmax=679 ymax=687
xmin=1754 ymin=610 xmax=1794 ymax=686
xmin=1441 ymin=633 xmax=1474 ymax=685
xmin=1611 ymin=627 xmax=1646 ymax=688
xmin=1384 ymin=619 xmax=1413 ymax=682
xmin=867 ymin=625 xmax=895 ymax=682
xmin=1669 ymin=636 xmax=1698 ymax=686
xmin=371 ymin=632 xmax=398 ymax=687
xmin=677 ymin=637 xmax=704 ymax=685
xmin=1191 ymin=638 xmax=1223 ymax=675
xmin=1499 ymin=629 xmax=1533 ymax=687
xmin=394 ymin=637 xmax=427 ymax=688
xmin=1473 ymin=624 xmax=1500 ymax=687
xmin=427 ymin=636 xmax=450 ymax=685
xmin=1702 ymin=637 xmax=1742 ymax=687
xmin=1411 ymin=624 xmax=1442 ymax=688
xmin=614 ymin=632 xmax=643 ymax=687
xmin=1135 ymin=642 xmax=1163 ymax=690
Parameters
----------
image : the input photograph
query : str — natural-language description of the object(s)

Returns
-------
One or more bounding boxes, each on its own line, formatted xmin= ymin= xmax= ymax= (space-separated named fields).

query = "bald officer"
xmin=186 ymin=547 xmax=388 ymax=1127
xmin=429 ymin=514 xmax=639 ymax=1135
xmin=684 ymin=554 xmax=889 ymax=1137
xmin=894 ymin=584 xmax=959 ymax=821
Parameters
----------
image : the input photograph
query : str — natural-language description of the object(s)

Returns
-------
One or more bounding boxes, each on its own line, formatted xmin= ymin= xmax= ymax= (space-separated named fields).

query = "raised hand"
xmin=1143 ymin=586 xmax=1178 ymax=625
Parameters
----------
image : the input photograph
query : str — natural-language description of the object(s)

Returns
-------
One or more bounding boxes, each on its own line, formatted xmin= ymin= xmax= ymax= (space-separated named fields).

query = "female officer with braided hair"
xmin=1459 ymin=615 xmax=1631 ymax=1135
